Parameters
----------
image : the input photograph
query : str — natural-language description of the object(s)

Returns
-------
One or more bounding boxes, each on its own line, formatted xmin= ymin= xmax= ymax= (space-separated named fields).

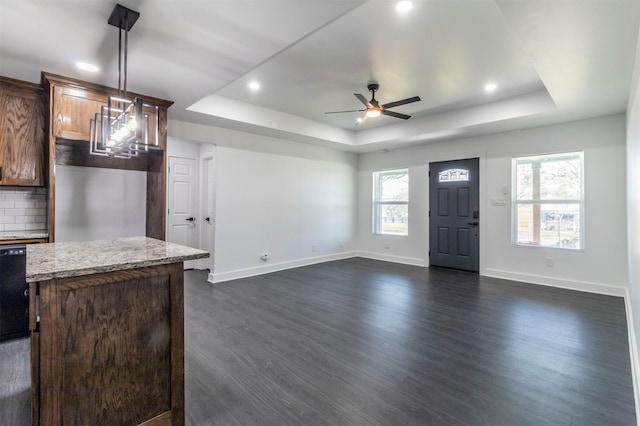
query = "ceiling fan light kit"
xmin=89 ymin=3 xmax=161 ymax=159
xmin=325 ymin=82 xmax=421 ymax=123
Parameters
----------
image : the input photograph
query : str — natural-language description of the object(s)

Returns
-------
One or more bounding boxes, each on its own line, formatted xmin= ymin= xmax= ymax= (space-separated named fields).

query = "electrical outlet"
xmin=546 ymin=257 xmax=554 ymax=267
xmin=311 ymin=245 xmax=316 ymax=252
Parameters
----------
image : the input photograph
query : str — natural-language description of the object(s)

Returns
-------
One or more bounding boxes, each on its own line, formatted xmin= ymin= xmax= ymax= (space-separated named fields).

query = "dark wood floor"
xmin=1 ymin=258 xmax=636 ymax=425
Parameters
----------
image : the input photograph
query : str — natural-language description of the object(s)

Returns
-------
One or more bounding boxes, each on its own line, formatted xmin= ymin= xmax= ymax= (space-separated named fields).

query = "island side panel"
xmin=30 ymin=281 xmax=40 ymax=426
xmin=33 ymin=262 xmax=185 ymax=426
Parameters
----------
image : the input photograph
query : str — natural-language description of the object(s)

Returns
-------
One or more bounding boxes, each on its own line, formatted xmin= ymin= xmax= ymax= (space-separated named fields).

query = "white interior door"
xmin=168 ymin=156 xmax=196 ymax=269
xmin=201 ymin=156 xmax=215 ymax=272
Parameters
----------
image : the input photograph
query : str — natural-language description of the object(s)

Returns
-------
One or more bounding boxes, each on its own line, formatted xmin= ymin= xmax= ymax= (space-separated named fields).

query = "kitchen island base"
xmin=30 ymin=262 xmax=185 ymax=426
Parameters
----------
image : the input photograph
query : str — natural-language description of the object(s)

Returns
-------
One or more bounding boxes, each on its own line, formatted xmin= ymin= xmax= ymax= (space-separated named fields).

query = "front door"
xmin=168 ymin=156 xmax=197 ymax=269
xmin=429 ymin=158 xmax=479 ymax=272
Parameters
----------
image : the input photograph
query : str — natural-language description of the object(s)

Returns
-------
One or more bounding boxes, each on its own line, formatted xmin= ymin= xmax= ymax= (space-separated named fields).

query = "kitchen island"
xmin=26 ymin=237 xmax=209 ymax=426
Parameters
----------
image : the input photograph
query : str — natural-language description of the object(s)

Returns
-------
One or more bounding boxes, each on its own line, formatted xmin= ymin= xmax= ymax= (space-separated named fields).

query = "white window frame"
xmin=372 ymin=168 xmax=409 ymax=236
xmin=512 ymin=151 xmax=584 ymax=250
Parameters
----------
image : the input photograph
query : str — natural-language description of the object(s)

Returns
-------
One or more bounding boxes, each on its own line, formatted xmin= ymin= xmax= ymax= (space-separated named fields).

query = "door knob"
xmin=185 ymin=217 xmax=195 ymax=222
xmin=205 ymin=217 xmax=210 ymax=222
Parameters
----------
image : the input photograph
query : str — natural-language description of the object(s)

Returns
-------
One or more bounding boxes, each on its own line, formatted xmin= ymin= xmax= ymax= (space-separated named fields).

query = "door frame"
xmin=200 ymin=155 xmax=216 ymax=274
xmin=426 ymin=152 xmax=486 ymax=274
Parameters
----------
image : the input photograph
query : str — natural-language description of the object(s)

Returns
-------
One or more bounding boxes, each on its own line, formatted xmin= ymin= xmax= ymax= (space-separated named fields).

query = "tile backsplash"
xmin=0 ymin=187 xmax=47 ymax=232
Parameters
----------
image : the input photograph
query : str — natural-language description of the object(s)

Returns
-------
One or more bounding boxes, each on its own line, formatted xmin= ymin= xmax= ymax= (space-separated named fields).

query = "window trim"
xmin=511 ymin=151 xmax=584 ymax=251
xmin=372 ymin=168 xmax=409 ymax=236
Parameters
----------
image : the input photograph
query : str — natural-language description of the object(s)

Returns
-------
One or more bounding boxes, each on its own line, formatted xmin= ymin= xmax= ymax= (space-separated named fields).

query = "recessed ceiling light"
xmin=248 ymin=81 xmax=260 ymax=91
xmin=484 ymin=82 xmax=497 ymax=93
xmin=396 ymin=1 xmax=413 ymax=13
xmin=76 ymin=62 xmax=99 ymax=72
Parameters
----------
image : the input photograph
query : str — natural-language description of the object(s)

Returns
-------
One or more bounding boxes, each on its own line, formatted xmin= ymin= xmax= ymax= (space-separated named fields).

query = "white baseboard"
xmin=484 ymin=268 xmax=627 ymax=297
xmin=209 ymin=251 xmax=358 ymax=284
xmin=624 ymin=290 xmax=640 ymax=426
xmin=355 ymin=251 xmax=426 ymax=267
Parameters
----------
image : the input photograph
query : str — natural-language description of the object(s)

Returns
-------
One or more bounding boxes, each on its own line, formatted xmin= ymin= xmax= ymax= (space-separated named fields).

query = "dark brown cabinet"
xmin=31 ymin=262 xmax=185 ymax=426
xmin=0 ymin=77 xmax=46 ymax=187
xmin=45 ymin=73 xmax=167 ymax=150
xmin=41 ymin=73 xmax=173 ymax=241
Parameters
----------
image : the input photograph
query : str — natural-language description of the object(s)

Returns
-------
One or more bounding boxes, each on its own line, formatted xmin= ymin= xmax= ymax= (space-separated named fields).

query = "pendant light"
xmin=89 ymin=3 xmax=160 ymax=158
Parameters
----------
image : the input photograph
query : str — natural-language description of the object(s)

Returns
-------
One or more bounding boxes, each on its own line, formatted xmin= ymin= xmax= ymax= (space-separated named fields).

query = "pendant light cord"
xmin=123 ymin=11 xmax=128 ymax=100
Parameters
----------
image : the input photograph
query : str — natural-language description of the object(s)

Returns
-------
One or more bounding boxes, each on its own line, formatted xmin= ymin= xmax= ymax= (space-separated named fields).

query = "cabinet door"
xmin=51 ymin=85 xmax=106 ymax=141
xmin=0 ymin=86 xmax=46 ymax=186
xmin=51 ymin=85 xmax=161 ymax=148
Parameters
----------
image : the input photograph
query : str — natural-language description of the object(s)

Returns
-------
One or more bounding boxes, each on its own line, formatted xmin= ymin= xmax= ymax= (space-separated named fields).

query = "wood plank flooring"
xmin=1 ymin=258 xmax=636 ymax=425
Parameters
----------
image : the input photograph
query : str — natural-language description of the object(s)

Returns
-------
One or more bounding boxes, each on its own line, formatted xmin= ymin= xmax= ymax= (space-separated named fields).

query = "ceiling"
xmin=1 ymin=0 xmax=639 ymax=153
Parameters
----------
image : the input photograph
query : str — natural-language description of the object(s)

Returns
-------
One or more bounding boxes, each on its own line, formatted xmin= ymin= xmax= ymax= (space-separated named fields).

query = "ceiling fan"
xmin=325 ymin=82 xmax=421 ymax=123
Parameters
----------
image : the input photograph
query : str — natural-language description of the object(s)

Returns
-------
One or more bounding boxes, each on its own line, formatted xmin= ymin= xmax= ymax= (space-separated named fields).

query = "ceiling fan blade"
xmin=381 ymin=96 xmax=421 ymax=109
xmin=382 ymin=110 xmax=411 ymax=120
xmin=324 ymin=109 xmax=364 ymax=114
xmin=354 ymin=93 xmax=371 ymax=107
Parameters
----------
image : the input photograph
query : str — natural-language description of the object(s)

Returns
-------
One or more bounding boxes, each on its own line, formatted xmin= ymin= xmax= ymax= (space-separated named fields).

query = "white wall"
xmin=55 ymin=165 xmax=146 ymax=242
xmin=626 ymin=26 xmax=640 ymax=417
xmin=168 ymin=121 xmax=358 ymax=283
xmin=358 ymin=114 xmax=629 ymax=295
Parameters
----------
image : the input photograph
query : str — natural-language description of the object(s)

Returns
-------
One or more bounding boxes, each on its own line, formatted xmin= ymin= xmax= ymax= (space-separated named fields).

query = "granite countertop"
xmin=0 ymin=230 xmax=49 ymax=241
xmin=26 ymin=236 xmax=209 ymax=282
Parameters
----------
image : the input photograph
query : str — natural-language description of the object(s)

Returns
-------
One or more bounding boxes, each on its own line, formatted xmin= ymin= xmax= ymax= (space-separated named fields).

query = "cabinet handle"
xmin=0 ymin=166 xmax=3 ymax=181
xmin=24 ymin=289 xmax=29 ymax=297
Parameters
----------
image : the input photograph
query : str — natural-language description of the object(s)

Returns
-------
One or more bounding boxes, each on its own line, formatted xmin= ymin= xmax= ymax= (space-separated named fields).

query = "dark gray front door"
xmin=429 ymin=158 xmax=479 ymax=272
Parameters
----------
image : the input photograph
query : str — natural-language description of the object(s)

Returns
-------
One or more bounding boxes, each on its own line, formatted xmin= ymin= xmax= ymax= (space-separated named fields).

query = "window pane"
xmin=438 ymin=168 xmax=469 ymax=182
xmin=516 ymin=154 xmax=581 ymax=201
xmin=516 ymin=203 xmax=581 ymax=249
xmin=539 ymin=156 xmax=581 ymax=200
xmin=379 ymin=171 xmax=408 ymax=202
xmin=378 ymin=204 xmax=408 ymax=235
xmin=516 ymin=163 xmax=533 ymax=200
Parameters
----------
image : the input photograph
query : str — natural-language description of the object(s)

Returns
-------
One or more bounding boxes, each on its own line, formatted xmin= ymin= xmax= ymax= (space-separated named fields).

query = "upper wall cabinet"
xmin=50 ymin=85 xmax=107 ymax=142
xmin=42 ymin=73 xmax=172 ymax=150
xmin=0 ymin=77 xmax=46 ymax=187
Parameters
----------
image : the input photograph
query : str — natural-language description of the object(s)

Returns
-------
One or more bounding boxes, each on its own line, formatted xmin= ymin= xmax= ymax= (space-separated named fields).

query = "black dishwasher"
xmin=0 ymin=244 xmax=29 ymax=341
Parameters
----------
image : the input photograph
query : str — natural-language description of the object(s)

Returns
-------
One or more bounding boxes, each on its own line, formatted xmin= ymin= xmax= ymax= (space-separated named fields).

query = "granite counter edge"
xmin=26 ymin=252 xmax=209 ymax=282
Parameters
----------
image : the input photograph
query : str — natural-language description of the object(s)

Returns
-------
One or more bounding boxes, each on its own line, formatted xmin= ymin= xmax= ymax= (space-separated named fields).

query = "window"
xmin=373 ymin=169 xmax=409 ymax=236
xmin=513 ymin=152 xmax=583 ymax=249
xmin=438 ymin=168 xmax=469 ymax=182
